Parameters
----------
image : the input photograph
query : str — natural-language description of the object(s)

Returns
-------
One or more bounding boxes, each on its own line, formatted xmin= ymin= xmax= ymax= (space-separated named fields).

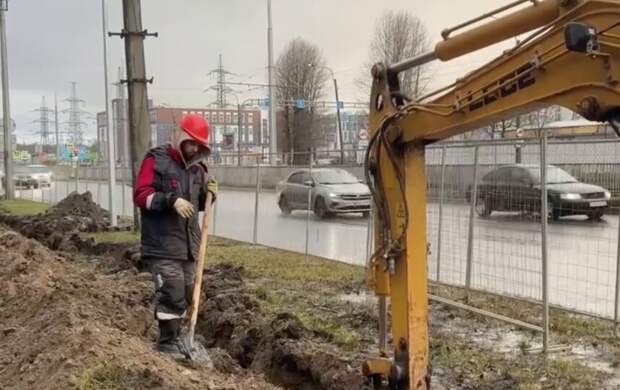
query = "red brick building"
xmin=155 ymin=106 xmax=263 ymax=149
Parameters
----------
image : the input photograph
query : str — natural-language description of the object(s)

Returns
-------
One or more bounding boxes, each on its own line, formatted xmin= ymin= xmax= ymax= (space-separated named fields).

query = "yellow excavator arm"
xmin=364 ymin=0 xmax=620 ymax=388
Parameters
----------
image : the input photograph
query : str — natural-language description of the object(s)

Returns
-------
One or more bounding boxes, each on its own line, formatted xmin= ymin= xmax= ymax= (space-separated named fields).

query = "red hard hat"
xmin=179 ymin=113 xmax=209 ymax=147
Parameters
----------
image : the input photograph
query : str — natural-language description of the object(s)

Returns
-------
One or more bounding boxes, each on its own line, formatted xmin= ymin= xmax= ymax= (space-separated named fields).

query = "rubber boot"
xmin=157 ymin=319 xmax=183 ymax=356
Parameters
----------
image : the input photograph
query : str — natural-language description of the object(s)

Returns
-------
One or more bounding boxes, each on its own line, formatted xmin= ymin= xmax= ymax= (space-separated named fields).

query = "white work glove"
xmin=173 ymin=198 xmax=194 ymax=219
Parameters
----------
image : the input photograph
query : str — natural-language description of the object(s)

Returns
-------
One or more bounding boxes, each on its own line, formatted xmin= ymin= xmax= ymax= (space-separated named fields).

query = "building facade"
xmin=97 ymin=104 xmax=263 ymax=163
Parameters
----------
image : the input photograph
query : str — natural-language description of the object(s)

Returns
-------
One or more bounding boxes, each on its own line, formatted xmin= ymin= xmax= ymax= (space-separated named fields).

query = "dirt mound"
xmin=0 ymin=227 xmax=276 ymax=389
xmin=198 ymin=263 xmax=368 ymax=390
xmin=0 ymin=192 xmax=140 ymax=271
xmin=45 ymin=191 xmax=110 ymax=224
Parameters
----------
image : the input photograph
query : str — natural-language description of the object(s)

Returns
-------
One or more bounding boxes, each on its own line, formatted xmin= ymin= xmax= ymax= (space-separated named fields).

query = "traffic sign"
xmin=295 ymin=99 xmax=305 ymax=109
xmin=337 ymin=101 xmax=344 ymax=109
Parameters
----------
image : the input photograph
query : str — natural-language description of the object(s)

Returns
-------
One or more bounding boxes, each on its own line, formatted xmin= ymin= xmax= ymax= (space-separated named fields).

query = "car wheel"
xmin=278 ymin=195 xmax=292 ymax=215
xmin=547 ymin=200 xmax=560 ymax=222
xmin=475 ymin=197 xmax=492 ymax=217
xmin=588 ymin=211 xmax=603 ymax=221
xmin=314 ymin=197 xmax=331 ymax=219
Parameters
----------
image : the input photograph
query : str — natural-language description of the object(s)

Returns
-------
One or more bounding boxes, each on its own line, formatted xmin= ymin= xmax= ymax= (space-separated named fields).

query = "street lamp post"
xmin=308 ymin=64 xmax=343 ymax=164
xmin=101 ymin=0 xmax=117 ymax=226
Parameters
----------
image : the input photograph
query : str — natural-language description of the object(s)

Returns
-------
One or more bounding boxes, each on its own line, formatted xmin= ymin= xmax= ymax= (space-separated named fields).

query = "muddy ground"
xmin=1 ymin=193 xmax=620 ymax=389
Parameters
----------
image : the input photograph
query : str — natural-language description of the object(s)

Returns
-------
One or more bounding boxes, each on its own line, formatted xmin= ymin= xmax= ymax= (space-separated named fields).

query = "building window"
xmin=242 ymin=114 xmax=246 ymax=124
xmin=248 ymin=113 xmax=254 ymax=123
xmin=248 ymin=125 xmax=254 ymax=143
xmin=226 ymin=112 xmax=231 ymax=124
xmin=219 ymin=112 xmax=224 ymax=123
xmin=233 ymin=112 xmax=238 ymax=123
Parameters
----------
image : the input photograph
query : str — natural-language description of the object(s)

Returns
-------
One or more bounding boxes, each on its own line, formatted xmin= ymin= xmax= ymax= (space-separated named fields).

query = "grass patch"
xmin=77 ymin=361 xmax=163 ymax=390
xmin=296 ymin=310 xmax=362 ymax=348
xmin=208 ymin=236 xmax=364 ymax=288
xmin=430 ymin=282 xmax=616 ymax=341
xmin=82 ymin=231 xmax=139 ymax=243
xmin=432 ymin=333 xmax=608 ymax=389
xmin=0 ymin=199 xmax=49 ymax=215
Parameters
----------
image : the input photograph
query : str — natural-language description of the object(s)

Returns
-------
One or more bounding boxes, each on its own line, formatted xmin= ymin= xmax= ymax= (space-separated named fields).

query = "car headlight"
xmin=328 ymin=193 xmax=339 ymax=198
xmin=560 ymin=193 xmax=581 ymax=200
xmin=605 ymin=191 xmax=612 ymax=200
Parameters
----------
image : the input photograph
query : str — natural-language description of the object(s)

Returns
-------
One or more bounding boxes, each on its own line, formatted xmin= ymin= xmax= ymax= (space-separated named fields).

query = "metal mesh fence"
xmin=12 ymin=138 xmax=620 ymax=323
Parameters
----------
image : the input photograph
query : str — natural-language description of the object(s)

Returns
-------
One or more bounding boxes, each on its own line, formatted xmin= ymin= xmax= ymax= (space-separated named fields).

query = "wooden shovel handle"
xmin=187 ymin=191 xmax=213 ymax=345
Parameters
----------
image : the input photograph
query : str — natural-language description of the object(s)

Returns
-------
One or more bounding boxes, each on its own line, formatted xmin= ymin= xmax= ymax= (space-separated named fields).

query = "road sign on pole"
xmin=295 ymin=99 xmax=305 ymax=109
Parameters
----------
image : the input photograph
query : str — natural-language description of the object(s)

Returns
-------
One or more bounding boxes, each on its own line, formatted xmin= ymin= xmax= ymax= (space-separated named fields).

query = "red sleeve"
xmin=133 ymin=156 xmax=156 ymax=209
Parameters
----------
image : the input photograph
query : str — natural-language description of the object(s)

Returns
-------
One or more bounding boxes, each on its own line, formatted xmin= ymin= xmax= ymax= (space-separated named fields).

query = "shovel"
xmin=179 ymin=191 xmax=214 ymax=364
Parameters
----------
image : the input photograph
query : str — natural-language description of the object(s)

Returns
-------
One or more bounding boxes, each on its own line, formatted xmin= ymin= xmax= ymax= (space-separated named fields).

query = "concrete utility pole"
xmin=0 ymin=0 xmax=13 ymax=199
xmin=101 ymin=0 xmax=117 ymax=227
xmin=267 ymin=0 xmax=277 ymax=164
xmin=115 ymin=0 xmax=156 ymax=231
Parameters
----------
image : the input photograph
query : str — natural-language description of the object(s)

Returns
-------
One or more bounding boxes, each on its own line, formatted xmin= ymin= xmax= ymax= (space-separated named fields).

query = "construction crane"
xmin=363 ymin=0 xmax=620 ymax=388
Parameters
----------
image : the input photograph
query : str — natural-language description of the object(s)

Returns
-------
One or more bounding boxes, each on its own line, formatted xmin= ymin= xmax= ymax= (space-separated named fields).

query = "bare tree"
xmin=274 ymin=38 xmax=329 ymax=163
xmin=525 ymin=106 xmax=561 ymax=138
xmin=357 ymin=10 xmax=431 ymax=99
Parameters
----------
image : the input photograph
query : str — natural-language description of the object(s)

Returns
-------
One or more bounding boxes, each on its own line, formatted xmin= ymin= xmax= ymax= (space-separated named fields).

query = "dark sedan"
xmin=469 ymin=164 xmax=611 ymax=221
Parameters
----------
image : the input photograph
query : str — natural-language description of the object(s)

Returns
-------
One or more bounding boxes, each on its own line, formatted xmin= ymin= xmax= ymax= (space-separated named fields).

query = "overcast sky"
xmin=5 ymin=0 xmax=517 ymax=143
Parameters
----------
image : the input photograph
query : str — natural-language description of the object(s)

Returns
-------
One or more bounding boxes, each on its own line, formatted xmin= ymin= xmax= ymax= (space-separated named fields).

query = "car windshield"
xmin=527 ymin=167 xmax=578 ymax=184
xmin=313 ymin=170 xmax=359 ymax=185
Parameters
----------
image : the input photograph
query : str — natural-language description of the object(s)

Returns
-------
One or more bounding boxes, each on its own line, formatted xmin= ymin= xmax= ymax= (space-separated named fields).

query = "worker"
xmin=133 ymin=113 xmax=218 ymax=355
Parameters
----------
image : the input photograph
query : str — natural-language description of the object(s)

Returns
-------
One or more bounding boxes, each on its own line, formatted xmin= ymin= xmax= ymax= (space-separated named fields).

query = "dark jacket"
xmin=134 ymin=145 xmax=207 ymax=261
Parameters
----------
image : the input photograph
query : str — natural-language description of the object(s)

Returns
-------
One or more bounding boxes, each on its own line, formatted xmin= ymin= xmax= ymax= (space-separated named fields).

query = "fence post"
xmin=465 ymin=145 xmax=479 ymax=302
xmin=436 ymin=146 xmax=447 ymax=281
xmin=212 ymin=186 xmax=218 ymax=234
xmin=540 ymin=130 xmax=550 ymax=353
xmin=121 ymin=176 xmax=126 ymax=218
xmin=366 ymin=208 xmax=373 ymax=264
xmin=75 ymin=163 xmax=79 ymax=193
xmin=305 ymin=153 xmax=313 ymax=259
xmin=615 ymin=202 xmax=620 ymax=333
xmin=252 ymin=164 xmax=261 ymax=245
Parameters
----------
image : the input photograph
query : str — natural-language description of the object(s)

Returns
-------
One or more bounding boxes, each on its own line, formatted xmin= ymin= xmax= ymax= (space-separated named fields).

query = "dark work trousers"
xmin=146 ymin=258 xmax=195 ymax=320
